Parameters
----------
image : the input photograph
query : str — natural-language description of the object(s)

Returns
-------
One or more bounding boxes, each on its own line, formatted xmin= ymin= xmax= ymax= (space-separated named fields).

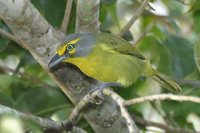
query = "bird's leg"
xmin=87 ymin=82 xmax=121 ymax=104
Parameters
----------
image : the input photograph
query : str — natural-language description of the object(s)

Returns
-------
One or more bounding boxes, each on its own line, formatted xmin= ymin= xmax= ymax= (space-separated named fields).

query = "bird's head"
xmin=48 ymin=33 xmax=95 ymax=69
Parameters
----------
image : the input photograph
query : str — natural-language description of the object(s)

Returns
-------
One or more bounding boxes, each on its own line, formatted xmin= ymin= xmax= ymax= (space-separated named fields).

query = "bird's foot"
xmin=63 ymin=121 xmax=75 ymax=131
xmin=87 ymin=88 xmax=104 ymax=105
xmin=87 ymin=82 xmax=121 ymax=104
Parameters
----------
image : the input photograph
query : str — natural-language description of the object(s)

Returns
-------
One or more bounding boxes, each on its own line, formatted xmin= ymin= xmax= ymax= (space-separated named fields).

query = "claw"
xmin=87 ymin=88 xmax=104 ymax=104
xmin=94 ymin=98 xmax=103 ymax=105
xmin=97 ymin=90 xmax=104 ymax=100
xmin=86 ymin=82 xmax=121 ymax=104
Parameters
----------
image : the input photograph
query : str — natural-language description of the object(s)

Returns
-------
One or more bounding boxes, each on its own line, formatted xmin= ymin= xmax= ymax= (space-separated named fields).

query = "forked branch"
xmin=118 ymin=0 xmax=149 ymax=36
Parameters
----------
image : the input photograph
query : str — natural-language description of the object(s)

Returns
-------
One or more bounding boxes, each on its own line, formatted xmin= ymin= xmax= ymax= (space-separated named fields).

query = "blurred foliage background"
xmin=1 ymin=0 xmax=200 ymax=132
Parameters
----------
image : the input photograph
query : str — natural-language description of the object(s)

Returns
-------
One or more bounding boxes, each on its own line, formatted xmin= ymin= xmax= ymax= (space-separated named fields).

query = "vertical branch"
xmin=61 ymin=0 xmax=73 ymax=34
xmin=75 ymin=0 xmax=100 ymax=33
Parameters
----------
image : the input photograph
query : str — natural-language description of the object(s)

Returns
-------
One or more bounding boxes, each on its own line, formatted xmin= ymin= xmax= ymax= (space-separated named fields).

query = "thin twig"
xmin=176 ymin=0 xmax=190 ymax=5
xmin=150 ymin=101 xmax=174 ymax=126
xmin=69 ymin=89 xmax=139 ymax=133
xmin=118 ymin=0 xmax=149 ymax=36
xmin=61 ymin=0 xmax=73 ymax=34
xmin=0 ymin=28 xmax=21 ymax=45
xmin=132 ymin=115 xmax=199 ymax=133
xmin=124 ymin=94 xmax=200 ymax=106
xmin=0 ymin=104 xmax=87 ymax=133
xmin=0 ymin=65 xmax=54 ymax=89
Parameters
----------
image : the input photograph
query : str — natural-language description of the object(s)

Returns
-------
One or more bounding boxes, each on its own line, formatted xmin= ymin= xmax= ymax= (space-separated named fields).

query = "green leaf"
xmin=100 ymin=0 xmax=116 ymax=5
xmin=0 ymin=93 xmax=14 ymax=107
xmin=0 ymin=74 xmax=14 ymax=96
xmin=138 ymin=36 xmax=160 ymax=63
xmin=162 ymin=33 xmax=195 ymax=78
xmin=0 ymin=38 xmax=10 ymax=53
xmin=15 ymin=88 xmax=71 ymax=115
xmin=157 ymin=43 xmax=172 ymax=75
xmin=151 ymin=25 xmax=166 ymax=41
xmin=31 ymin=0 xmax=66 ymax=27
xmin=193 ymin=10 xmax=200 ymax=33
xmin=162 ymin=100 xmax=199 ymax=128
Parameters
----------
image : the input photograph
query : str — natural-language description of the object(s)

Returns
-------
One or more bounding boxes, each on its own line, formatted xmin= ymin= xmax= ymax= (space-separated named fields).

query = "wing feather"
xmin=96 ymin=33 xmax=145 ymax=60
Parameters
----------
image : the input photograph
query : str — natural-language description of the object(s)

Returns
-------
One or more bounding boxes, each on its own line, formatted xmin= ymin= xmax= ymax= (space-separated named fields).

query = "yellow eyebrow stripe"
xmin=67 ymin=37 xmax=81 ymax=45
xmin=57 ymin=37 xmax=81 ymax=56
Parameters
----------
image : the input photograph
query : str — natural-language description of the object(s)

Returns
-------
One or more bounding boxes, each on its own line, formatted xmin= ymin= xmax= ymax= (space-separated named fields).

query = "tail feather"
xmin=142 ymin=61 xmax=182 ymax=92
xmin=151 ymin=71 xmax=182 ymax=92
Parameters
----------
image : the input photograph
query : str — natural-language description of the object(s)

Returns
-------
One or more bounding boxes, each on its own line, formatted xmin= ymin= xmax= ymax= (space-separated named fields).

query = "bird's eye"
xmin=66 ymin=44 xmax=74 ymax=51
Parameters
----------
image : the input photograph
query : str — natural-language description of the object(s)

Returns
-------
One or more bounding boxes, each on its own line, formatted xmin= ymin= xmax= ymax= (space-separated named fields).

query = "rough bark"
xmin=76 ymin=0 xmax=100 ymax=33
xmin=0 ymin=0 xmax=137 ymax=132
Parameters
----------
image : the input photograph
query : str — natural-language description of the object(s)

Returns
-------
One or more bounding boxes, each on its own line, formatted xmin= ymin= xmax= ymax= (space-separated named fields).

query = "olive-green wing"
xmin=96 ymin=33 xmax=145 ymax=60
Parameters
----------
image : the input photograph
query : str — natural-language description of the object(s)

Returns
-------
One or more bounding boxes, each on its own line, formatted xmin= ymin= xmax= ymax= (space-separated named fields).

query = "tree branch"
xmin=75 ymin=0 xmax=100 ymax=33
xmin=0 ymin=104 xmax=87 ymax=133
xmin=132 ymin=115 xmax=199 ymax=133
xmin=118 ymin=0 xmax=149 ymax=36
xmin=124 ymin=94 xmax=200 ymax=106
xmin=61 ymin=0 xmax=73 ymax=34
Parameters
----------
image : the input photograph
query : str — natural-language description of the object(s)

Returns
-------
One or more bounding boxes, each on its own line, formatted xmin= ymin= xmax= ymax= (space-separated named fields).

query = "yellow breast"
xmin=66 ymin=57 xmax=96 ymax=77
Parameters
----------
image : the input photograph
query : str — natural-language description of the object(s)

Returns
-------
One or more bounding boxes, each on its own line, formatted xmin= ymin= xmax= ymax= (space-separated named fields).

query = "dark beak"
xmin=48 ymin=54 xmax=68 ymax=69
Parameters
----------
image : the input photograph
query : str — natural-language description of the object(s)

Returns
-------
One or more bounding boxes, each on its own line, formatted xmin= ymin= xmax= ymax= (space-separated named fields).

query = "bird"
xmin=48 ymin=33 xmax=182 ymax=94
